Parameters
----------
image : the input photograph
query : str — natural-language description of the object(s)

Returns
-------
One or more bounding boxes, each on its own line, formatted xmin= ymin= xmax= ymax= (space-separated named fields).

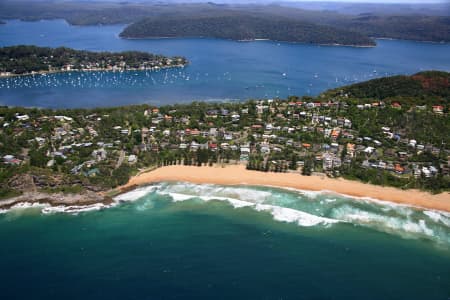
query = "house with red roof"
xmin=391 ymin=102 xmax=402 ymax=109
xmin=432 ymin=105 xmax=444 ymax=114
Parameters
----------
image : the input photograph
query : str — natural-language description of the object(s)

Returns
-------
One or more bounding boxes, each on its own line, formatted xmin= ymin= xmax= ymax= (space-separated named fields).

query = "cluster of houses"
xmin=55 ymin=58 xmax=184 ymax=73
xmin=1 ymin=98 xmax=448 ymax=181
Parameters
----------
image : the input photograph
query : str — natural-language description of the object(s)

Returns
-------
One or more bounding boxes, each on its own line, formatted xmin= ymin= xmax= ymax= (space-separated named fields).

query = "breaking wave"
xmin=155 ymin=185 xmax=338 ymax=227
xmin=1 ymin=181 xmax=449 ymax=245
xmin=116 ymin=182 xmax=450 ymax=245
xmin=0 ymin=201 xmax=115 ymax=216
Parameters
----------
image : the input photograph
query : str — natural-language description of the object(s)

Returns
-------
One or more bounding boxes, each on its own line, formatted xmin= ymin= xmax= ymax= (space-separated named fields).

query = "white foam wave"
xmin=0 ymin=201 xmax=114 ymax=216
xmin=214 ymin=197 xmax=254 ymax=209
xmin=254 ymin=204 xmax=339 ymax=227
xmin=152 ymin=183 xmax=450 ymax=244
xmin=288 ymin=187 xmax=431 ymax=217
xmin=42 ymin=203 xmax=113 ymax=215
xmin=158 ymin=182 xmax=427 ymax=216
xmin=158 ymin=190 xmax=255 ymax=209
xmin=331 ymin=205 xmax=438 ymax=240
xmin=299 ymin=190 xmax=321 ymax=199
xmin=2 ymin=182 xmax=447 ymax=245
xmin=159 ymin=182 xmax=272 ymax=204
xmin=358 ymin=197 xmax=416 ymax=217
xmin=114 ymin=185 xmax=160 ymax=202
xmin=200 ymin=195 xmax=255 ymax=208
xmin=157 ymin=188 xmax=339 ymax=227
xmin=0 ymin=202 xmax=50 ymax=216
xmin=423 ymin=210 xmax=450 ymax=227
xmin=10 ymin=202 xmax=48 ymax=210
xmin=160 ymin=192 xmax=197 ymax=202
xmin=152 ymin=183 xmax=450 ymax=239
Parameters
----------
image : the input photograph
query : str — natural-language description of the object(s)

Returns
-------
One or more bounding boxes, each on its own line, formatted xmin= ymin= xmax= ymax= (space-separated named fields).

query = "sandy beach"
xmin=122 ymin=164 xmax=450 ymax=212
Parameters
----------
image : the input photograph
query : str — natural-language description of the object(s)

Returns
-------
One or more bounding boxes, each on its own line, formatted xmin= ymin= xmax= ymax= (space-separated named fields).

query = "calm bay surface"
xmin=0 ymin=19 xmax=449 ymax=108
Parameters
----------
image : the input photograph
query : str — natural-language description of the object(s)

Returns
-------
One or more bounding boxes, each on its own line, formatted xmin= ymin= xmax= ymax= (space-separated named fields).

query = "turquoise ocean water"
xmin=1 ymin=182 xmax=449 ymax=299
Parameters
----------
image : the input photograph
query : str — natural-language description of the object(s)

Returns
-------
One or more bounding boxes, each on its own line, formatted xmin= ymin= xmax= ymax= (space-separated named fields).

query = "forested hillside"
xmin=335 ymin=15 xmax=450 ymax=42
xmin=323 ymin=71 xmax=450 ymax=104
xmin=120 ymin=14 xmax=374 ymax=46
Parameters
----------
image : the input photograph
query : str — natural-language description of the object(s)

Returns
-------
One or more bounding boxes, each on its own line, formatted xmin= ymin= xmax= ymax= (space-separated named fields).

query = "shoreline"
xmin=1 ymin=164 xmax=449 ymax=214
xmin=374 ymin=37 xmax=449 ymax=45
xmin=0 ymin=64 xmax=187 ymax=79
xmin=119 ymin=35 xmax=376 ymax=48
xmin=0 ymin=190 xmax=113 ymax=211
xmin=119 ymin=165 xmax=450 ymax=213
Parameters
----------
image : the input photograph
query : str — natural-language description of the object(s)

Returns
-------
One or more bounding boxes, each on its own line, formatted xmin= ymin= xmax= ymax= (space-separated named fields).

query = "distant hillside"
xmin=1 ymin=1 xmax=449 ymax=44
xmin=279 ymin=2 xmax=450 ymax=17
xmin=238 ymin=5 xmax=450 ymax=43
xmin=120 ymin=14 xmax=374 ymax=46
xmin=336 ymin=15 xmax=450 ymax=43
xmin=323 ymin=71 xmax=450 ymax=102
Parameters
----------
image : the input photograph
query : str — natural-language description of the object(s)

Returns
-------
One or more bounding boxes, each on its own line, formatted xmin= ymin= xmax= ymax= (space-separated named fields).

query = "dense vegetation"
xmin=323 ymin=71 xmax=450 ymax=104
xmin=0 ymin=45 xmax=187 ymax=75
xmin=335 ymin=15 xmax=450 ymax=42
xmin=120 ymin=14 xmax=374 ymax=46
xmin=1 ymin=1 xmax=449 ymax=45
xmin=120 ymin=7 xmax=450 ymax=44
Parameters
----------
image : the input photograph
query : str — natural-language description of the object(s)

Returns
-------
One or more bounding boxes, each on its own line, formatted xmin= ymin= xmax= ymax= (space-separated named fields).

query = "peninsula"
xmin=0 ymin=71 xmax=449 ymax=212
xmin=0 ymin=45 xmax=188 ymax=78
xmin=119 ymin=14 xmax=375 ymax=47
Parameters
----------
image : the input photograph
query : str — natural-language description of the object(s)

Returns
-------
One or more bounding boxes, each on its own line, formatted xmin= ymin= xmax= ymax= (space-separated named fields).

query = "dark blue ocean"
xmin=0 ymin=19 xmax=449 ymax=108
xmin=1 ymin=183 xmax=450 ymax=299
